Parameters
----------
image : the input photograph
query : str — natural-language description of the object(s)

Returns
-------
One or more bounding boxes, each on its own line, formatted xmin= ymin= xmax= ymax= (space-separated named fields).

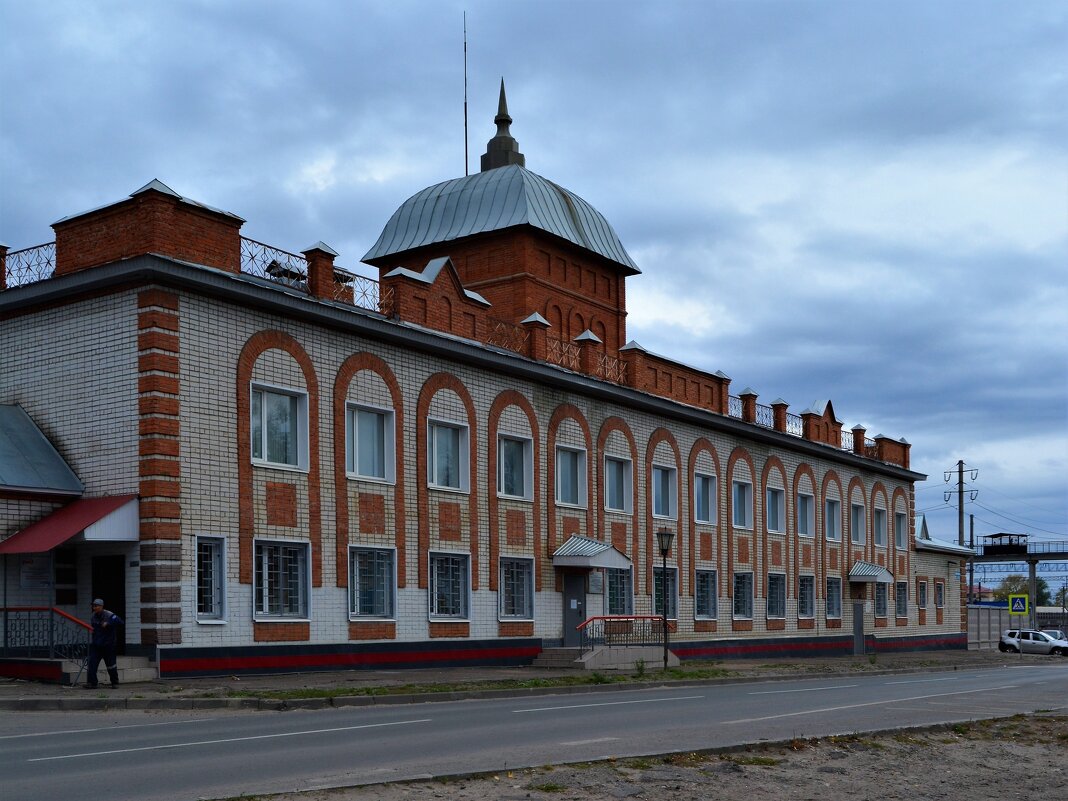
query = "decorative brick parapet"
xmin=137 ymin=288 xmax=183 ymax=646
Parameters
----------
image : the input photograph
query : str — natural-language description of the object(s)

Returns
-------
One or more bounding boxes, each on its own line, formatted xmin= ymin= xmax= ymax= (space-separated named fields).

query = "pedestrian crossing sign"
xmin=1008 ymin=594 xmax=1028 ymax=614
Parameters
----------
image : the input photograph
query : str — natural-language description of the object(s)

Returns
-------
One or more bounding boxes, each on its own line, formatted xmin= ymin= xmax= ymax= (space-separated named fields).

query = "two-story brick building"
xmin=0 ymin=87 xmax=969 ymax=680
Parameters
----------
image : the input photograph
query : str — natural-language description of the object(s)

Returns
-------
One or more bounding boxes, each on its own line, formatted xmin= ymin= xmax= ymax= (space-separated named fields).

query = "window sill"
xmin=350 ymin=616 xmax=396 ymax=622
xmin=732 ymin=616 xmax=753 ymax=621
xmin=252 ymin=461 xmax=309 ymax=475
xmin=555 ymin=501 xmax=588 ymax=511
xmin=732 ymin=524 xmax=754 ymax=532
xmin=428 ymin=484 xmax=470 ymax=495
xmin=497 ymin=493 xmax=534 ymax=503
xmin=253 ymin=617 xmax=311 ymax=623
xmin=651 ymin=514 xmax=677 ymax=522
xmin=429 ymin=617 xmax=471 ymax=623
xmin=196 ymin=618 xmax=227 ymax=626
xmin=797 ymin=533 xmax=815 ymax=539
xmin=604 ymin=508 xmax=633 ymax=516
xmin=826 ymin=615 xmax=842 ymax=621
xmin=767 ymin=529 xmax=786 ymax=536
xmin=797 ymin=614 xmax=814 ymax=620
xmin=766 ymin=615 xmax=786 ymax=620
xmin=498 ymin=617 xmax=535 ymax=623
xmin=694 ymin=520 xmax=716 ymax=527
xmin=346 ymin=473 xmax=396 ymax=486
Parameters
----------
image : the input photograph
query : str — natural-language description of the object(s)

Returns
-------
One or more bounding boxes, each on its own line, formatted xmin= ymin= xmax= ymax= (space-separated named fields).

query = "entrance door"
xmin=852 ymin=600 xmax=866 ymax=655
xmin=91 ymin=555 xmax=126 ymax=655
xmin=562 ymin=572 xmax=586 ymax=647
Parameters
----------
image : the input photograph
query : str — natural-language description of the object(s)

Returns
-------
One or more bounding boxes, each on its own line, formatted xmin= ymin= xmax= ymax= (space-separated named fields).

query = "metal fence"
xmin=577 ymin=615 xmax=667 ymax=654
xmin=3 ymin=242 xmax=56 ymax=288
xmin=1 ymin=606 xmax=90 ymax=661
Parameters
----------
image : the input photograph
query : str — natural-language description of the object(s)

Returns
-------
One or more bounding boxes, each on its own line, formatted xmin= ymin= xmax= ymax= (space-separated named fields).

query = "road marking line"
xmin=514 ymin=695 xmax=704 ymax=713
xmin=560 ymin=737 xmax=621 ymax=746
xmin=723 ymin=684 xmax=1019 ymax=724
xmin=885 ymin=677 xmax=964 ymax=685
xmin=0 ymin=718 xmax=215 ymax=740
xmin=749 ymin=684 xmax=858 ymax=695
xmin=28 ymin=718 xmax=432 ymax=762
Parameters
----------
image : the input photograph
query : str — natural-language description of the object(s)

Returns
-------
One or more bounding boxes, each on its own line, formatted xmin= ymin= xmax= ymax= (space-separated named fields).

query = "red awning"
xmin=0 ymin=495 xmax=138 ymax=555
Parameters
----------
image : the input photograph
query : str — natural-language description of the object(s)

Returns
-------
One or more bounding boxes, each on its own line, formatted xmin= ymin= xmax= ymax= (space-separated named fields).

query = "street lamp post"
xmin=656 ymin=528 xmax=674 ymax=670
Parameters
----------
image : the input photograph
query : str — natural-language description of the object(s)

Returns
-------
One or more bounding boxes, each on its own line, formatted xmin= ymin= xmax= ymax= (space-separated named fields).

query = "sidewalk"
xmin=0 ymin=649 xmax=1026 ymax=712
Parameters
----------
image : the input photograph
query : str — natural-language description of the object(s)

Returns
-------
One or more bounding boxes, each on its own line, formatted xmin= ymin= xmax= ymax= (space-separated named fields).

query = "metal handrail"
xmin=576 ymin=614 xmax=667 ymax=654
xmin=1 ymin=606 xmax=91 ymax=661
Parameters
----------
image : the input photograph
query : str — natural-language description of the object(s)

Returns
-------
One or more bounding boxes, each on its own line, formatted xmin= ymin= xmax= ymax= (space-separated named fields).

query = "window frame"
xmin=826 ymin=577 xmax=843 ymax=619
xmin=767 ymin=572 xmax=787 ymax=619
xmin=797 ymin=493 xmax=814 ymax=538
xmin=875 ymin=582 xmax=888 ymax=617
xmin=427 ymin=418 xmax=470 ymax=492
xmin=850 ymin=503 xmax=866 ymax=545
xmin=604 ymin=455 xmax=633 ymax=514
xmin=873 ymin=508 xmax=887 ymax=548
xmin=765 ymin=487 xmax=785 ymax=533
xmin=253 ymin=538 xmax=311 ymax=621
xmin=935 ymin=581 xmax=945 ymax=609
xmin=651 ymin=464 xmax=677 ymax=520
xmin=918 ymin=580 xmax=928 ymax=609
xmin=798 ymin=574 xmax=815 ymax=618
xmin=195 ymin=535 xmax=226 ymax=623
xmin=895 ymin=581 xmax=909 ymax=618
xmin=497 ymin=433 xmax=534 ymax=500
xmin=555 ymin=445 xmax=587 ymax=508
xmin=348 ymin=546 xmax=396 ymax=619
xmin=695 ymin=569 xmax=718 ymax=619
xmin=732 ymin=481 xmax=753 ymax=529
xmin=606 ymin=567 xmax=634 ymax=615
xmin=894 ymin=512 xmax=908 ymax=550
xmin=428 ymin=551 xmax=471 ymax=620
xmin=250 ymin=382 xmax=309 ymax=471
xmin=825 ymin=498 xmax=841 ymax=541
xmin=652 ymin=565 xmax=679 ymax=619
xmin=345 ymin=402 xmax=396 ymax=483
xmin=499 ymin=557 xmax=535 ymax=620
xmin=733 ymin=571 xmax=754 ymax=619
xmin=694 ymin=472 xmax=717 ymax=525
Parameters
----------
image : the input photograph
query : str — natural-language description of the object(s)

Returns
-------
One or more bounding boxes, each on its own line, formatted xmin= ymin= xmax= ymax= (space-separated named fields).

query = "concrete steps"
xmin=531 ymin=647 xmax=584 ymax=669
xmin=62 ymin=656 xmax=157 ymax=686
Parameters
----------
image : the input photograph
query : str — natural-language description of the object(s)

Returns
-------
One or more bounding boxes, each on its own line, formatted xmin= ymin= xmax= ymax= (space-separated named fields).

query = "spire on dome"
xmin=480 ymin=78 xmax=526 ymax=171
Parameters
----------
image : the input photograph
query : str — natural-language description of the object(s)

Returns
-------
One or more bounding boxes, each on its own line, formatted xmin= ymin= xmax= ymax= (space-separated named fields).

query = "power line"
xmin=971 ymin=501 xmax=1065 ymax=537
xmin=980 ymin=484 xmax=1068 ymax=520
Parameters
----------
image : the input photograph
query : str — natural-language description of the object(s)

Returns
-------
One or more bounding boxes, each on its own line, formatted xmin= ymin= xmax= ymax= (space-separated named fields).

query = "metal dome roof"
xmin=362 ymin=163 xmax=640 ymax=274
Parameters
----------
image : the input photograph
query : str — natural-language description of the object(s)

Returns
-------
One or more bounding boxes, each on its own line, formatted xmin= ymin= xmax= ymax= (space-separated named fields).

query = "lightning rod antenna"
xmin=464 ymin=12 xmax=469 ymax=176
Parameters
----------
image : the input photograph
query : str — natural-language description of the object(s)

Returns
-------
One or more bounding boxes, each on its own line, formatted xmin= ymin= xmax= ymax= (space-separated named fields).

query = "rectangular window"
xmin=499 ymin=558 xmax=534 ymax=619
xmin=896 ymin=581 xmax=908 ymax=617
xmin=825 ymin=499 xmax=841 ymax=541
xmin=875 ymin=583 xmax=888 ymax=617
xmin=798 ymin=575 xmax=815 ymax=618
xmin=895 ymin=512 xmax=908 ymax=550
xmin=346 ymin=404 xmax=394 ymax=481
xmin=254 ymin=541 xmax=309 ymax=618
xmin=555 ymin=446 xmax=586 ymax=507
xmin=732 ymin=481 xmax=752 ymax=528
xmin=797 ymin=493 xmax=814 ymax=537
xmin=733 ymin=571 xmax=754 ymax=619
xmin=850 ymin=503 xmax=866 ymax=545
xmin=652 ymin=465 xmax=677 ymax=519
xmin=695 ymin=570 xmax=717 ymax=618
xmin=653 ymin=566 xmax=678 ymax=619
xmin=430 ymin=552 xmax=469 ymax=618
xmin=694 ymin=473 xmax=716 ymax=524
xmin=196 ymin=536 xmax=225 ymax=621
xmin=498 ymin=435 xmax=532 ymax=499
xmin=604 ymin=456 xmax=632 ymax=513
xmin=766 ymin=487 xmax=785 ymax=532
xmin=428 ymin=420 xmax=468 ymax=491
xmin=349 ymin=547 xmax=394 ymax=618
xmin=918 ymin=580 xmax=928 ymax=608
xmin=826 ymin=577 xmax=842 ymax=619
xmin=767 ymin=573 xmax=786 ymax=618
xmin=606 ymin=567 xmax=633 ymax=615
xmin=873 ymin=508 xmax=887 ymax=547
xmin=935 ymin=581 xmax=945 ymax=609
xmin=251 ymin=385 xmax=306 ymax=468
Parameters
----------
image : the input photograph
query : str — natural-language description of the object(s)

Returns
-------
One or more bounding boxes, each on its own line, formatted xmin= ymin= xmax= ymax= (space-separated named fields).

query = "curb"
xmin=0 ymin=661 xmax=1001 ymax=713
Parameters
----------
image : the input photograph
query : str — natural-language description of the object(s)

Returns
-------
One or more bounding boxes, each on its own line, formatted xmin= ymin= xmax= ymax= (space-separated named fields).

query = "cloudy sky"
xmin=2 ymin=1 xmax=1065 ymax=582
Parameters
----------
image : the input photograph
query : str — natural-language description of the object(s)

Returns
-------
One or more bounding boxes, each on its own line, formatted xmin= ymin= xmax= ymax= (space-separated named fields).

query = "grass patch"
xmin=726 ymin=754 xmax=782 ymax=766
xmin=527 ymin=782 xmax=567 ymax=793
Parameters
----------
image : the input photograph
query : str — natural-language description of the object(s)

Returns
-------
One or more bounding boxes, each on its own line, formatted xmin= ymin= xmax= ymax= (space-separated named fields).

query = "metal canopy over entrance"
xmin=552 ymin=535 xmax=632 ymax=570
xmin=848 ymin=560 xmax=894 ymax=584
xmin=0 ymin=496 xmax=139 ymax=554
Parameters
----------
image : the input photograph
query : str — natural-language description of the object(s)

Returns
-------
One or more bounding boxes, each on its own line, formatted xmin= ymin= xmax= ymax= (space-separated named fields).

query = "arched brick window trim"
xmin=596 ymin=417 xmax=638 ymax=584
xmin=333 ymin=353 xmax=406 ymax=588
xmin=487 ymin=390 xmax=541 ymax=592
xmin=847 ymin=477 xmax=868 ymax=566
xmin=820 ymin=470 xmax=844 ymax=599
xmin=760 ymin=456 xmax=789 ymax=600
xmin=645 ymin=428 xmax=681 ymax=596
xmin=546 ymin=404 xmax=595 ymax=572
xmin=687 ymin=438 xmax=723 ymax=598
xmin=236 ymin=330 xmax=322 ymax=587
xmin=726 ymin=447 xmax=757 ymax=605
xmin=891 ymin=486 xmax=911 ymax=578
xmin=792 ymin=463 xmax=819 ymax=595
xmin=415 ymin=373 xmax=480 ymax=590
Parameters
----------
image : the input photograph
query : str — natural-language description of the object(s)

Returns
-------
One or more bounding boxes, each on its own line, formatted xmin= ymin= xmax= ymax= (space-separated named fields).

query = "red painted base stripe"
xmin=0 ymin=661 xmax=63 ymax=681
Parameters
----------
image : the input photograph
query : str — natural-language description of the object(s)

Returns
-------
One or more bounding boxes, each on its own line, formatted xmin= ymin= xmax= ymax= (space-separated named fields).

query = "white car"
xmin=999 ymin=629 xmax=1068 ymax=656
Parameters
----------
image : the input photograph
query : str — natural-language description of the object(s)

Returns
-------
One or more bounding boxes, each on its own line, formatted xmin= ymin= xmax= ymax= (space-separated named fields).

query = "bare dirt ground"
xmin=267 ymin=714 xmax=1067 ymax=801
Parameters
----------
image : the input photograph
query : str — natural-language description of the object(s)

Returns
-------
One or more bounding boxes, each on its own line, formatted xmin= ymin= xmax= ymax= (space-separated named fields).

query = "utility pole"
xmin=944 ymin=460 xmax=977 ymax=546
xmin=968 ymin=514 xmax=975 ymax=604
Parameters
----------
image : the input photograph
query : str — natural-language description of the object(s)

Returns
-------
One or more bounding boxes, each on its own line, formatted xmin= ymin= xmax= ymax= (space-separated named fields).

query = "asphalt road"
xmin=3 ymin=662 xmax=1066 ymax=801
